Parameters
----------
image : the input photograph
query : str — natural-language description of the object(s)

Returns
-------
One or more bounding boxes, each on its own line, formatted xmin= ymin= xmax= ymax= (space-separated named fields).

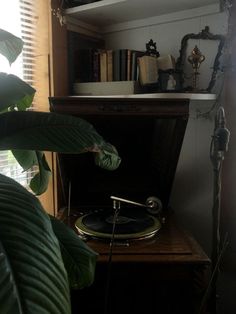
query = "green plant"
xmin=0 ymin=29 xmax=121 ymax=313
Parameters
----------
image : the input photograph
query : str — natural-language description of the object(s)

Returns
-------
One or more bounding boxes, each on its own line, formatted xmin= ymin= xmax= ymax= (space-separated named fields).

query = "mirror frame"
xmin=176 ymin=26 xmax=225 ymax=92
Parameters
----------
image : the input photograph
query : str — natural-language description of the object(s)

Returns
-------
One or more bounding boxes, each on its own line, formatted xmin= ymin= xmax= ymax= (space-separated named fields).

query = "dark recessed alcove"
xmin=50 ymin=96 xmax=188 ymax=213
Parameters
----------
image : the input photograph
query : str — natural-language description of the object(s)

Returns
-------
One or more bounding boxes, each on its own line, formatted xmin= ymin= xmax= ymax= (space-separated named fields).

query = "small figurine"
xmin=145 ymin=39 xmax=160 ymax=57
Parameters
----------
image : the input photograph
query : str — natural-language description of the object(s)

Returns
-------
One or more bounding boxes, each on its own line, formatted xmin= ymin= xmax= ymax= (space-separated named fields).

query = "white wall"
xmin=171 ymin=101 xmax=215 ymax=253
xmin=104 ymin=8 xmax=228 ymax=254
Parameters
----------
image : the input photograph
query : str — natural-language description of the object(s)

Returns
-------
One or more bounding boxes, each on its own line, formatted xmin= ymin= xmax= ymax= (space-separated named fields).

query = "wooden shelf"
xmin=51 ymin=93 xmax=216 ymax=101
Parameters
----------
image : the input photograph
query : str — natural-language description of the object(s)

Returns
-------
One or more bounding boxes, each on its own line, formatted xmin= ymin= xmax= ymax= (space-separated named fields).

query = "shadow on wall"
xmin=170 ymin=103 xmax=214 ymax=255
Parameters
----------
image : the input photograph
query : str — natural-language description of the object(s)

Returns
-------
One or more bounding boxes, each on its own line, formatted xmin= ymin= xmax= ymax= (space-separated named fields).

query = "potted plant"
xmin=0 ymin=29 xmax=121 ymax=313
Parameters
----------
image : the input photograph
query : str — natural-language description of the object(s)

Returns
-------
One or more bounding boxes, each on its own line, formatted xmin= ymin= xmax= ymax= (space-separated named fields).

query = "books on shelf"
xmin=74 ymin=48 xmax=144 ymax=84
xmin=72 ymin=47 xmax=177 ymax=93
xmin=73 ymin=81 xmax=141 ymax=95
xmin=138 ymin=55 xmax=159 ymax=85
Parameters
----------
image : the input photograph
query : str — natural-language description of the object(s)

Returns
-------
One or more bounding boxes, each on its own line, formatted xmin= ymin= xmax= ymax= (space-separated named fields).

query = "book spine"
xmin=120 ymin=49 xmax=127 ymax=81
xmin=131 ymin=51 xmax=145 ymax=81
xmin=99 ymin=50 xmax=107 ymax=82
xmin=92 ymin=50 xmax=100 ymax=82
xmin=106 ymin=50 xmax=113 ymax=82
xmin=113 ymin=50 xmax=120 ymax=81
xmin=131 ymin=51 xmax=137 ymax=81
xmin=127 ymin=49 xmax=131 ymax=81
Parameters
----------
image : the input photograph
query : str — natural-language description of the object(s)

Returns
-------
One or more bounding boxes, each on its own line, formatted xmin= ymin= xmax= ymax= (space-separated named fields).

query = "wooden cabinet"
xmin=49 ymin=94 xmax=213 ymax=313
xmin=48 ymin=0 xmax=236 ymax=312
xmin=70 ymin=216 xmax=210 ymax=314
xmin=48 ymin=2 xmax=218 ymax=311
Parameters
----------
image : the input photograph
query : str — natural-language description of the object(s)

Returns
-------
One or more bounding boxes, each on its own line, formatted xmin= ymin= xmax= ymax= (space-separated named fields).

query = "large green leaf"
xmin=0 ymin=29 xmax=23 ymax=65
xmin=0 ymin=111 xmax=121 ymax=194
xmin=29 ymin=152 xmax=51 ymax=195
xmin=12 ymin=150 xmax=51 ymax=195
xmin=11 ymin=150 xmax=38 ymax=171
xmin=0 ymin=174 xmax=71 ymax=314
xmin=0 ymin=242 xmax=22 ymax=313
xmin=50 ymin=216 xmax=98 ymax=289
xmin=0 ymin=111 xmax=121 ymax=170
xmin=0 ymin=73 xmax=35 ymax=112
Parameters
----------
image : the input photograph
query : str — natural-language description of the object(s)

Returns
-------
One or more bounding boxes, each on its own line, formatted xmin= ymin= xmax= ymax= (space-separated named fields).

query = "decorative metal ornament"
xmin=187 ymin=45 xmax=205 ymax=91
xmin=176 ymin=26 xmax=225 ymax=92
xmin=145 ymin=39 xmax=160 ymax=57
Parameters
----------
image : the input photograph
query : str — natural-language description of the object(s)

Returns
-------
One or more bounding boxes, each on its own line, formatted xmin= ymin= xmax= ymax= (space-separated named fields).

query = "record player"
xmin=49 ymin=95 xmax=210 ymax=314
xmin=49 ymin=95 xmax=190 ymax=241
xmin=75 ymin=195 xmax=163 ymax=240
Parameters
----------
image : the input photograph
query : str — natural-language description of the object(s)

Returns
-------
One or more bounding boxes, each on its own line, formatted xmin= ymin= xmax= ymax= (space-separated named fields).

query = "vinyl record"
xmin=75 ymin=208 xmax=161 ymax=240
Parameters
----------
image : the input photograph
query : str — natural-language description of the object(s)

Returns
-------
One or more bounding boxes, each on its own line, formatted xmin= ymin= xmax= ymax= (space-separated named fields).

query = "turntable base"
xmin=75 ymin=208 xmax=161 ymax=240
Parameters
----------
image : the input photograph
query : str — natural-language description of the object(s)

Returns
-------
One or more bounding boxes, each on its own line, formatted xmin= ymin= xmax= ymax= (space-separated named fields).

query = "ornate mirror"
xmin=176 ymin=26 xmax=225 ymax=92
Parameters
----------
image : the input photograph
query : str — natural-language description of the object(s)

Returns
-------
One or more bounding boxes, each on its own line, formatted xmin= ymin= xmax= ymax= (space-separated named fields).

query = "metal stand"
xmin=209 ymin=107 xmax=230 ymax=313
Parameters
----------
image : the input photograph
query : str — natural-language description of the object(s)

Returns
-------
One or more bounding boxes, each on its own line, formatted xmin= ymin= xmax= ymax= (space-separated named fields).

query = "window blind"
xmin=20 ymin=0 xmax=36 ymax=88
xmin=0 ymin=0 xmax=37 ymax=188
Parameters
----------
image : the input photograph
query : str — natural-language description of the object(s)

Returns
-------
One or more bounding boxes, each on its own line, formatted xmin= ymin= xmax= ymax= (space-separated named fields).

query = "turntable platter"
xmin=75 ymin=208 xmax=161 ymax=240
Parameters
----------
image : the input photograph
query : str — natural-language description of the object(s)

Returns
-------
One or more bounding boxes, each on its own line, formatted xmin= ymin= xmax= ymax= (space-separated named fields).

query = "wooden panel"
xmin=49 ymin=95 xmax=190 ymax=117
xmin=30 ymin=0 xmax=55 ymax=214
xmin=50 ymin=0 xmax=69 ymax=96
